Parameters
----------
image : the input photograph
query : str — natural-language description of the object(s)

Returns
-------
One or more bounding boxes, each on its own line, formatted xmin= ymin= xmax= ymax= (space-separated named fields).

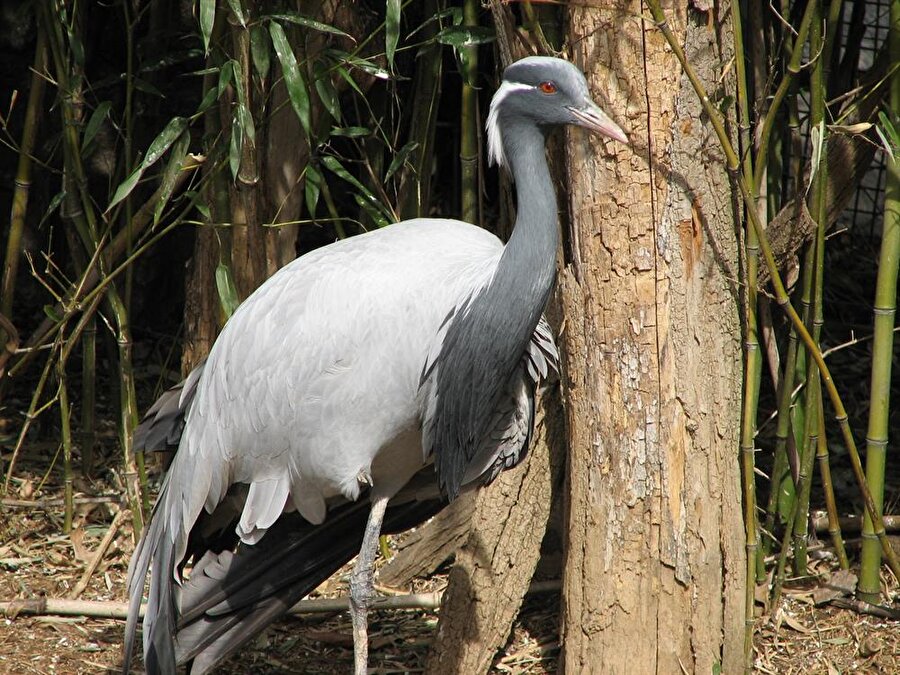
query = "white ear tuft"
xmin=486 ymin=81 xmax=532 ymax=168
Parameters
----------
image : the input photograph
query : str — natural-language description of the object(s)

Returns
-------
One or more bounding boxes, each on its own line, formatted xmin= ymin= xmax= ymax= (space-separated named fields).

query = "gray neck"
xmin=494 ymin=118 xmax=558 ymax=318
xmin=422 ymin=115 xmax=560 ymax=500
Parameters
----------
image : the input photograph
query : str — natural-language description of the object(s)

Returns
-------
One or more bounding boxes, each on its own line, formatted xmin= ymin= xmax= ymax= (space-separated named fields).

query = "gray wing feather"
xmin=133 ymin=360 xmax=206 ymax=453
xmin=525 ymin=316 xmax=560 ymax=382
xmin=429 ymin=315 xmax=557 ymax=491
xmin=461 ymin=364 xmax=534 ymax=487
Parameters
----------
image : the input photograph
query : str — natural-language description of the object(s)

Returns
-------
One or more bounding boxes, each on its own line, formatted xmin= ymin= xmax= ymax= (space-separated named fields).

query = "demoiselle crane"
xmin=123 ymin=56 xmax=626 ymax=674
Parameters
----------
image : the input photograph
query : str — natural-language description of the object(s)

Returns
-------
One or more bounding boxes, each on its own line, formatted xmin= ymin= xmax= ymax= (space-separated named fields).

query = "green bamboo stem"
xmin=3 ymin=353 xmax=56 ymax=492
xmin=11 ymin=155 xmax=202 ymax=378
xmin=731 ymin=3 xmax=763 ymax=667
xmin=58 ymin=356 xmax=74 ymax=533
xmin=792 ymin=1 xmax=828 ymax=577
xmin=762 ymin=324 xmax=799 ymax=554
xmin=2 ymin=25 xmax=47 ymax=321
xmin=751 ymin=0 xmax=817 ymax=193
xmin=644 ymin=0 xmax=900 ymax=582
xmin=816 ymin=397 xmax=849 ymax=569
xmin=80 ymin=318 xmax=96 ymax=475
xmin=858 ymin=0 xmax=900 ymax=604
xmin=123 ymin=0 xmax=136 ymax=315
xmin=106 ymin=290 xmax=145 ymax=535
xmin=791 ymin=363 xmax=819 ymax=576
xmin=460 ymin=0 xmax=479 ymax=225
xmin=763 ymin=89 xmax=807 ymax=544
xmin=41 ymin=0 xmax=148 ymax=530
xmin=771 ymin=465 xmax=802 ymax=606
xmin=397 ymin=0 xmax=441 ymax=221
xmin=4 ymin=277 xmax=104 ymax=492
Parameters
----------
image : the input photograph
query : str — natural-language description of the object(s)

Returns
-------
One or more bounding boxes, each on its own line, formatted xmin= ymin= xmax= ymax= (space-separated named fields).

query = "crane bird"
xmin=123 ymin=56 xmax=626 ymax=674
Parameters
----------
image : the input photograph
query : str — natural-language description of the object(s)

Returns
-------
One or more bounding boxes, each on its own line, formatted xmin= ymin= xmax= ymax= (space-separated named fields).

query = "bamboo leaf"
xmin=215 ymin=262 xmax=241 ymax=319
xmin=385 ymin=0 xmax=401 ymax=69
xmin=876 ymin=127 xmax=896 ymax=163
xmin=305 ymin=163 xmax=322 ymax=216
xmin=331 ymin=126 xmax=371 ymax=137
xmin=197 ymin=85 xmax=218 ymax=115
xmin=195 ymin=199 xmax=211 ymax=221
xmin=353 ymin=193 xmax=389 ymax=229
xmin=230 ymin=117 xmax=242 ymax=180
xmin=828 ymin=122 xmax=873 ymax=135
xmin=218 ymin=60 xmax=234 ymax=98
xmin=408 ymin=6 xmax=462 ymax=40
xmin=132 ymin=77 xmax=165 ymax=98
xmin=107 ymin=170 xmax=143 ymax=213
xmin=266 ymin=13 xmax=354 ymax=40
xmin=226 ymin=0 xmax=246 ymax=28
xmin=38 ymin=191 xmax=66 ymax=229
xmin=876 ymin=110 xmax=899 ymax=161
xmin=141 ymin=117 xmax=190 ymax=169
xmin=250 ymin=24 xmax=271 ymax=81
xmin=335 ymin=53 xmax=389 ymax=81
xmin=82 ymin=101 xmax=113 ymax=150
xmin=436 ymin=25 xmax=494 ymax=48
xmin=200 ymin=0 xmax=215 ymax=53
xmin=314 ymin=73 xmax=341 ymax=122
xmin=335 ymin=65 xmax=365 ymax=96
xmin=807 ymin=120 xmax=825 ymax=196
xmin=321 ymin=155 xmax=394 ymax=224
xmin=385 ymin=141 xmax=419 ymax=181
xmin=269 ymin=21 xmax=311 ymax=134
xmin=43 ymin=304 xmax=63 ymax=322
xmin=106 ymin=116 xmax=189 ymax=211
xmin=153 ymin=130 xmax=191 ymax=225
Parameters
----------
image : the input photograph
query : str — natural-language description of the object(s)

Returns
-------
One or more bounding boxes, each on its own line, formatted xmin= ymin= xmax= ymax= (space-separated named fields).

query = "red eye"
xmin=538 ymin=81 xmax=557 ymax=95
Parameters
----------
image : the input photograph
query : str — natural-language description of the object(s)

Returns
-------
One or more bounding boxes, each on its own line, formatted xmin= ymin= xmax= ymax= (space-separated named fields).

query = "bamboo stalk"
xmin=2 ymin=25 xmax=47 ymax=321
xmin=858 ymin=0 xmax=900 ymax=604
xmin=460 ymin=0 xmax=479 ymax=225
xmin=68 ymin=507 xmax=129 ymax=600
xmin=106 ymin=290 xmax=145 ymax=537
xmin=10 ymin=155 xmax=202 ymax=378
xmin=397 ymin=0 xmax=441 ymax=221
xmin=813 ymin=513 xmax=900 ymax=533
xmin=815 ymin=397 xmax=849 ymax=568
xmin=792 ymin=1 xmax=828 ymax=577
xmin=751 ymin=0 xmax=817 ymax=194
xmin=645 ymin=0 xmax=900 ymax=583
xmin=0 ymin=580 xmax=561 ymax=621
xmin=762 ymin=327 xmax=799 ymax=554
xmin=731 ymin=2 xmax=763 ymax=666
xmin=791 ymin=365 xmax=819 ymax=576
xmin=58 ymin=356 xmax=74 ymax=533
xmin=80 ymin=317 xmax=96 ymax=475
xmin=4 ymin=352 xmax=56 ymax=491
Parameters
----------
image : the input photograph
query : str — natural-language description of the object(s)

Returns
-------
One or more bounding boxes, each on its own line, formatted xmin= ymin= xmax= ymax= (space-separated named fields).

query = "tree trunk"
xmin=559 ymin=3 xmax=745 ymax=673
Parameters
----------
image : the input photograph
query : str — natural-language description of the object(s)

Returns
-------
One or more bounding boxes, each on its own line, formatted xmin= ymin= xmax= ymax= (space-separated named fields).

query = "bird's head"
xmin=487 ymin=56 xmax=627 ymax=168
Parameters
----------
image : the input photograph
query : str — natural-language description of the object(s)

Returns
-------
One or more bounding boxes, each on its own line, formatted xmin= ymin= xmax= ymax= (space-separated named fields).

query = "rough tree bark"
xmin=559 ymin=3 xmax=745 ymax=673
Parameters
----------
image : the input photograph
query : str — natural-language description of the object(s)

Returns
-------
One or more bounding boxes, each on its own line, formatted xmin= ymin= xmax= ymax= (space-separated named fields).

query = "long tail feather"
xmin=172 ymin=496 xmax=443 ymax=672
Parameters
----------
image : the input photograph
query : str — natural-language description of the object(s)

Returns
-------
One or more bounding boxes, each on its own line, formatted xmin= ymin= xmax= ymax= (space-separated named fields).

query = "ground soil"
xmin=2 ymin=467 xmax=898 ymax=675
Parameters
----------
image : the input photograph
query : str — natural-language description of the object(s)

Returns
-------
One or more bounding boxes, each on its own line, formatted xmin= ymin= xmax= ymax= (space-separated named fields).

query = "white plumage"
xmin=166 ymin=219 xmax=502 ymax=554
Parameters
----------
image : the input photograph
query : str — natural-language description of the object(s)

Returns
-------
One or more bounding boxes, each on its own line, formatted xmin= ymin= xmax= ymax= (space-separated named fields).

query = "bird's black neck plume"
xmin=425 ymin=112 xmax=558 ymax=500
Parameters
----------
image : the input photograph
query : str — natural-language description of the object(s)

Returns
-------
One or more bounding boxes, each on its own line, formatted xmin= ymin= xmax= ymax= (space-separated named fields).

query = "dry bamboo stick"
xmin=68 ymin=508 xmax=129 ymax=600
xmin=0 ymin=580 xmax=560 ymax=621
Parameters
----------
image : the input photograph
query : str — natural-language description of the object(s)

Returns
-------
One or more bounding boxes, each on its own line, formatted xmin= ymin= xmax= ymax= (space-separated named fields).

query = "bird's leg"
xmin=350 ymin=493 xmax=389 ymax=675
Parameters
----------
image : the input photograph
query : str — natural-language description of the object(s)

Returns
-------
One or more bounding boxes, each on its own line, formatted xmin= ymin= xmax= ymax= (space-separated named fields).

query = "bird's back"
xmin=170 ymin=218 xmax=503 ymax=541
